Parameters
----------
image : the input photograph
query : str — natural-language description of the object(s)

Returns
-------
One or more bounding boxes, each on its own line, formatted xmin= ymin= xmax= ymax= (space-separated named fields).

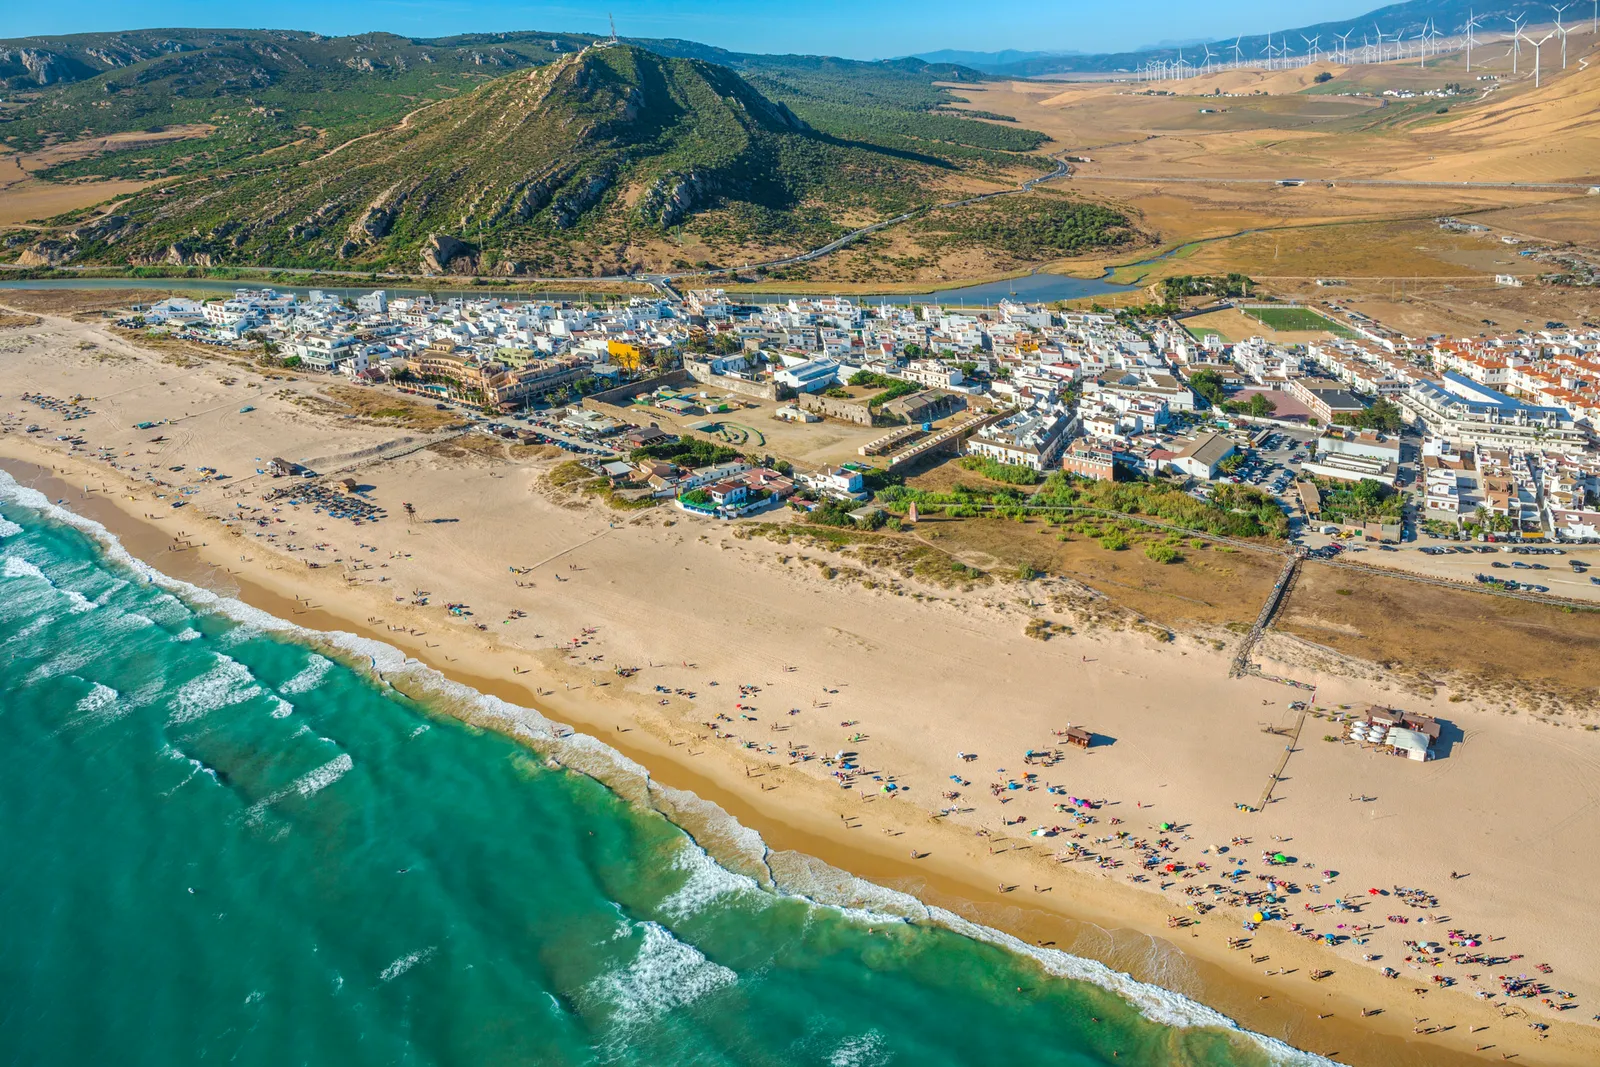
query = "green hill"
xmin=30 ymin=45 xmax=1031 ymax=276
xmin=0 ymin=28 xmax=1038 ymax=188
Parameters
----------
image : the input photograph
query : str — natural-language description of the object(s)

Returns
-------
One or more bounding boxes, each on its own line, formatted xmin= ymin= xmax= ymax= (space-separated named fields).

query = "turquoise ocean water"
xmin=0 ymin=472 xmax=1326 ymax=1067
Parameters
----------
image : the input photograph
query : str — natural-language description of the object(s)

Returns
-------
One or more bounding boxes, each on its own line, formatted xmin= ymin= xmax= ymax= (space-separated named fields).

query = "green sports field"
xmin=1242 ymin=306 xmax=1355 ymax=336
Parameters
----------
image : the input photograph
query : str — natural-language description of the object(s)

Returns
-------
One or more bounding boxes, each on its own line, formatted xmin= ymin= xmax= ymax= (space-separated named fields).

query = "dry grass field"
xmin=0 ymin=125 xmax=212 ymax=226
xmin=909 ymin=510 xmax=1286 ymax=632
xmin=1180 ymin=306 xmax=1333 ymax=344
xmin=1276 ymin=561 xmax=1600 ymax=708
xmin=925 ymin=38 xmax=1599 ymax=291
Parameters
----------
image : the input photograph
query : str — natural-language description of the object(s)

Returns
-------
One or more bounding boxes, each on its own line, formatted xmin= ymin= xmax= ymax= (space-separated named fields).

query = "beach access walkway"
xmin=1229 ymin=550 xmax=1303 ymax=679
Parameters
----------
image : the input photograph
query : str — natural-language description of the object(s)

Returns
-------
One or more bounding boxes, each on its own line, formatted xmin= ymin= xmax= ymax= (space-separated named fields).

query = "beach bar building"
xmin=1360 ymin=705 xmax=1441 ymax=761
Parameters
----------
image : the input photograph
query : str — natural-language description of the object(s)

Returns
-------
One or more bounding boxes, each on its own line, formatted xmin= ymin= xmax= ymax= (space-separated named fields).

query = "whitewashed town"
xmin=121 ymin=284 xmax=1600 ymax=550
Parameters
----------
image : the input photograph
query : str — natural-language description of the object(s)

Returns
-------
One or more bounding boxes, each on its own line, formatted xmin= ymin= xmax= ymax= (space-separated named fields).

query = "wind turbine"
xmin=1416 ymin=21 xmax=1429 ymax=68
xmin=1520 ymin=30 xmax=1554 ymax=87
xmin=1302 ymin=34 xmax=1321 ymax=62
xmin=1552 ymin=4 xmax=1569 ymax=68
xmin=1335 ymin=29 xmax=1354 ymax=65
xmin=1201 ymin=44 xmax=1217 ymax=75
xmin=1506 ymin=14 xmax=1527 ymax=74
xmin=1230 ymin=35 xmax=1244 ymax=69
xmin=1464 ymin=11 xmax=1481 ymax=73
xmin=1373 ymin=24 xmax=1387 ymax=62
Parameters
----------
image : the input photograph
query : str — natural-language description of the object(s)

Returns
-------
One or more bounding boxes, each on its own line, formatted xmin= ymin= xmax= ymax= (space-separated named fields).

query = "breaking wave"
xmin=0 ymin=468 xmax=1336 ymax=1065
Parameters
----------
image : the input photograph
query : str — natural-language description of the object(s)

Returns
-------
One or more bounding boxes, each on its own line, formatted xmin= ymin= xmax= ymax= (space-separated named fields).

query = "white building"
xmin=966 ymin=411 xmax=1073 ymax=470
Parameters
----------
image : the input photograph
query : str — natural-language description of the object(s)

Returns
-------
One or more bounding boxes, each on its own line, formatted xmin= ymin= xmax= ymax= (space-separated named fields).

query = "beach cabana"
xmin=1387 ymin=727 xmax=1431 ymax=762
xmin=1062 ymin=727 xmax=1092 ymax=750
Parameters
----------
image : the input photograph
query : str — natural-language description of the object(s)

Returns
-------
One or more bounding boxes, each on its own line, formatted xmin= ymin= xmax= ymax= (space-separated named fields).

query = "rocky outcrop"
xmin=355 ymin=205 xmax=394 ymax=240
xmin=76 ymin=214 xmax=131 ymax=243
xmin=17 ymin=240 xmax=76 ymax=267
xmin=421 ymin=233 xmax=477 ymax=274
xmin=10 ymin=48 xmax=75 ymax=86
xmin=549 ymin=167 xmax=614 ymax=230
xmin=13 ymin=213 xmax=132 ymax=266
xmin=639 ymin=169 xmax=719 ymax=229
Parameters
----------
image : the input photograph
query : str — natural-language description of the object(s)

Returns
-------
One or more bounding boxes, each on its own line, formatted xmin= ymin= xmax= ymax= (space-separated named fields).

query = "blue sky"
xmin=3 ymin=2 xmax=1383 ymax=58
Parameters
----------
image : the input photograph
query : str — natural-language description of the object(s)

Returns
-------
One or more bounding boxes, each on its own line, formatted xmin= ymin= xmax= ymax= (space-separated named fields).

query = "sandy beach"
xmin=3 ymin=305 xmax=1599 ymax=1065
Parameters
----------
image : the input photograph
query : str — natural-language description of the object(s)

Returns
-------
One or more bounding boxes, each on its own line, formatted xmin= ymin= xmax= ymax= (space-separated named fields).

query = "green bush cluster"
xmin=957 ymin=454 xmax=1041 ymax=485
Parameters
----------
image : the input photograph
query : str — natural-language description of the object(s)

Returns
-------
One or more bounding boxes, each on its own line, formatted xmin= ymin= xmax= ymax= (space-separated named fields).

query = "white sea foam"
xmin=174 ymin=629 xmax=201 ymax=641
xmin=0 ymin=516 xmax=23 ymax=537
xmin=1 ymin=553 xmax=96 ymax=616
xmin=7 ymin=613 xmax=54 ymax=643
xmin=1 ymin=554 xmax=43 ymax=581
xmin=63 ymin=681 xmax=130 ymax=732
xmin=268 ymin=696 xmax=295 ymax=719
xmin=170 ymin=654 xmax=260 ymax=725
xmin=379 ymin=946 xmax=435 ymax=982
xmin=280 ymin=655 xmax=332 ymax=695
xmin=0 ymin=471 xmax=1338 ymax=1066
xmin=243 ymin=754 xmax=354 ymax=825
xmin=829 ymin=1031 xmax=888 ymax=1067
xmin=294 ymin=753 xmax=353 ymax=798
xmin=25 ymin=648 xmax=95 ymax=684
xmin=105 ymin=610 xmax=154 ymax=633
xmin=589 ymin=922 xmax=736 ymax=1027
xmin=75 ymin=682 xmax=120 ymax=716
xmin=658 ymin=842 xmax=760 ymax=922
xmin=62 ymin=589 xmax=96 ymax=613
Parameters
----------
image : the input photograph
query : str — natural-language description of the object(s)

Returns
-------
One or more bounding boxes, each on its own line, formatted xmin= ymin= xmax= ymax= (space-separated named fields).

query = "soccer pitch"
xmin=1242 ymin=306 xmax=1354 ymax=336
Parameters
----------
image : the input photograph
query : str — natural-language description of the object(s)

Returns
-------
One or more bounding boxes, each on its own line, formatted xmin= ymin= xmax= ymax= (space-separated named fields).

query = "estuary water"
xmin=0 ymin=471 xmax=1323 ymax=1067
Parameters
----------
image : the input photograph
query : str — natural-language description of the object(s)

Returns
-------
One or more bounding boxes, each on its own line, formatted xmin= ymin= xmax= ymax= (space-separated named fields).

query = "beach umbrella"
xmin=1273 ymin=853 xmax=1287 ymax=864
xmin=1252 ymin=912 xmax=1266 ymax=923
xmin=1164 ymin=863 xmax=1177 ymax=873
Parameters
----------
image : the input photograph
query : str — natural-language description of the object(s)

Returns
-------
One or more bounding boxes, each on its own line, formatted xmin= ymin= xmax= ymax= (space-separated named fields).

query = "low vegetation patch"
xmin=878 ymin=471 xmax=1288 ymax=540
xmin=957 ymin=454 xmax=1041 ymax=485
xmin=911 ymin=194 xmax=1139 ymax=261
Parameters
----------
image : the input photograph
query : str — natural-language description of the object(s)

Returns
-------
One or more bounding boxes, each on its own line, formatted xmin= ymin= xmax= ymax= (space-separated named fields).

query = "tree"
xmin=1188 ymin=369 xmax=1228 ymax=407
xmin=1246 ymin=393 xmax=1276 ymax=418
xmin=1352 ymin=479 xmax=1385 ymax=507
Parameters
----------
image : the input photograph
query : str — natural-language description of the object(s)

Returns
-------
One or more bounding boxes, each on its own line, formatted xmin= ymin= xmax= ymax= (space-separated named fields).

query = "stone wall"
xmin=798 ymin=391 xmax=877 ymax=426
xmin=683 ymin=357 xmax=787 ymax=401
xmin=583 ymin=369 xmax=691 ymax=413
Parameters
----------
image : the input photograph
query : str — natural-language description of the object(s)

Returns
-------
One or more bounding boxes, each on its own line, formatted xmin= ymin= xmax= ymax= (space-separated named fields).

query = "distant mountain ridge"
xmin=0 ymin=27 xmax=984 ymax=92
xmin=919 ymin=0 xmax=1555 ymax=75
xmin=907 ymin=49 xmax=1079 ymax=67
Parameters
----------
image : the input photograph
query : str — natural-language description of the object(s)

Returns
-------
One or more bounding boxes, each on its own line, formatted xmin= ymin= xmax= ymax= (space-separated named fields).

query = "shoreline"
xmin=4 ymin=443 xmax=1579 ymax=1067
